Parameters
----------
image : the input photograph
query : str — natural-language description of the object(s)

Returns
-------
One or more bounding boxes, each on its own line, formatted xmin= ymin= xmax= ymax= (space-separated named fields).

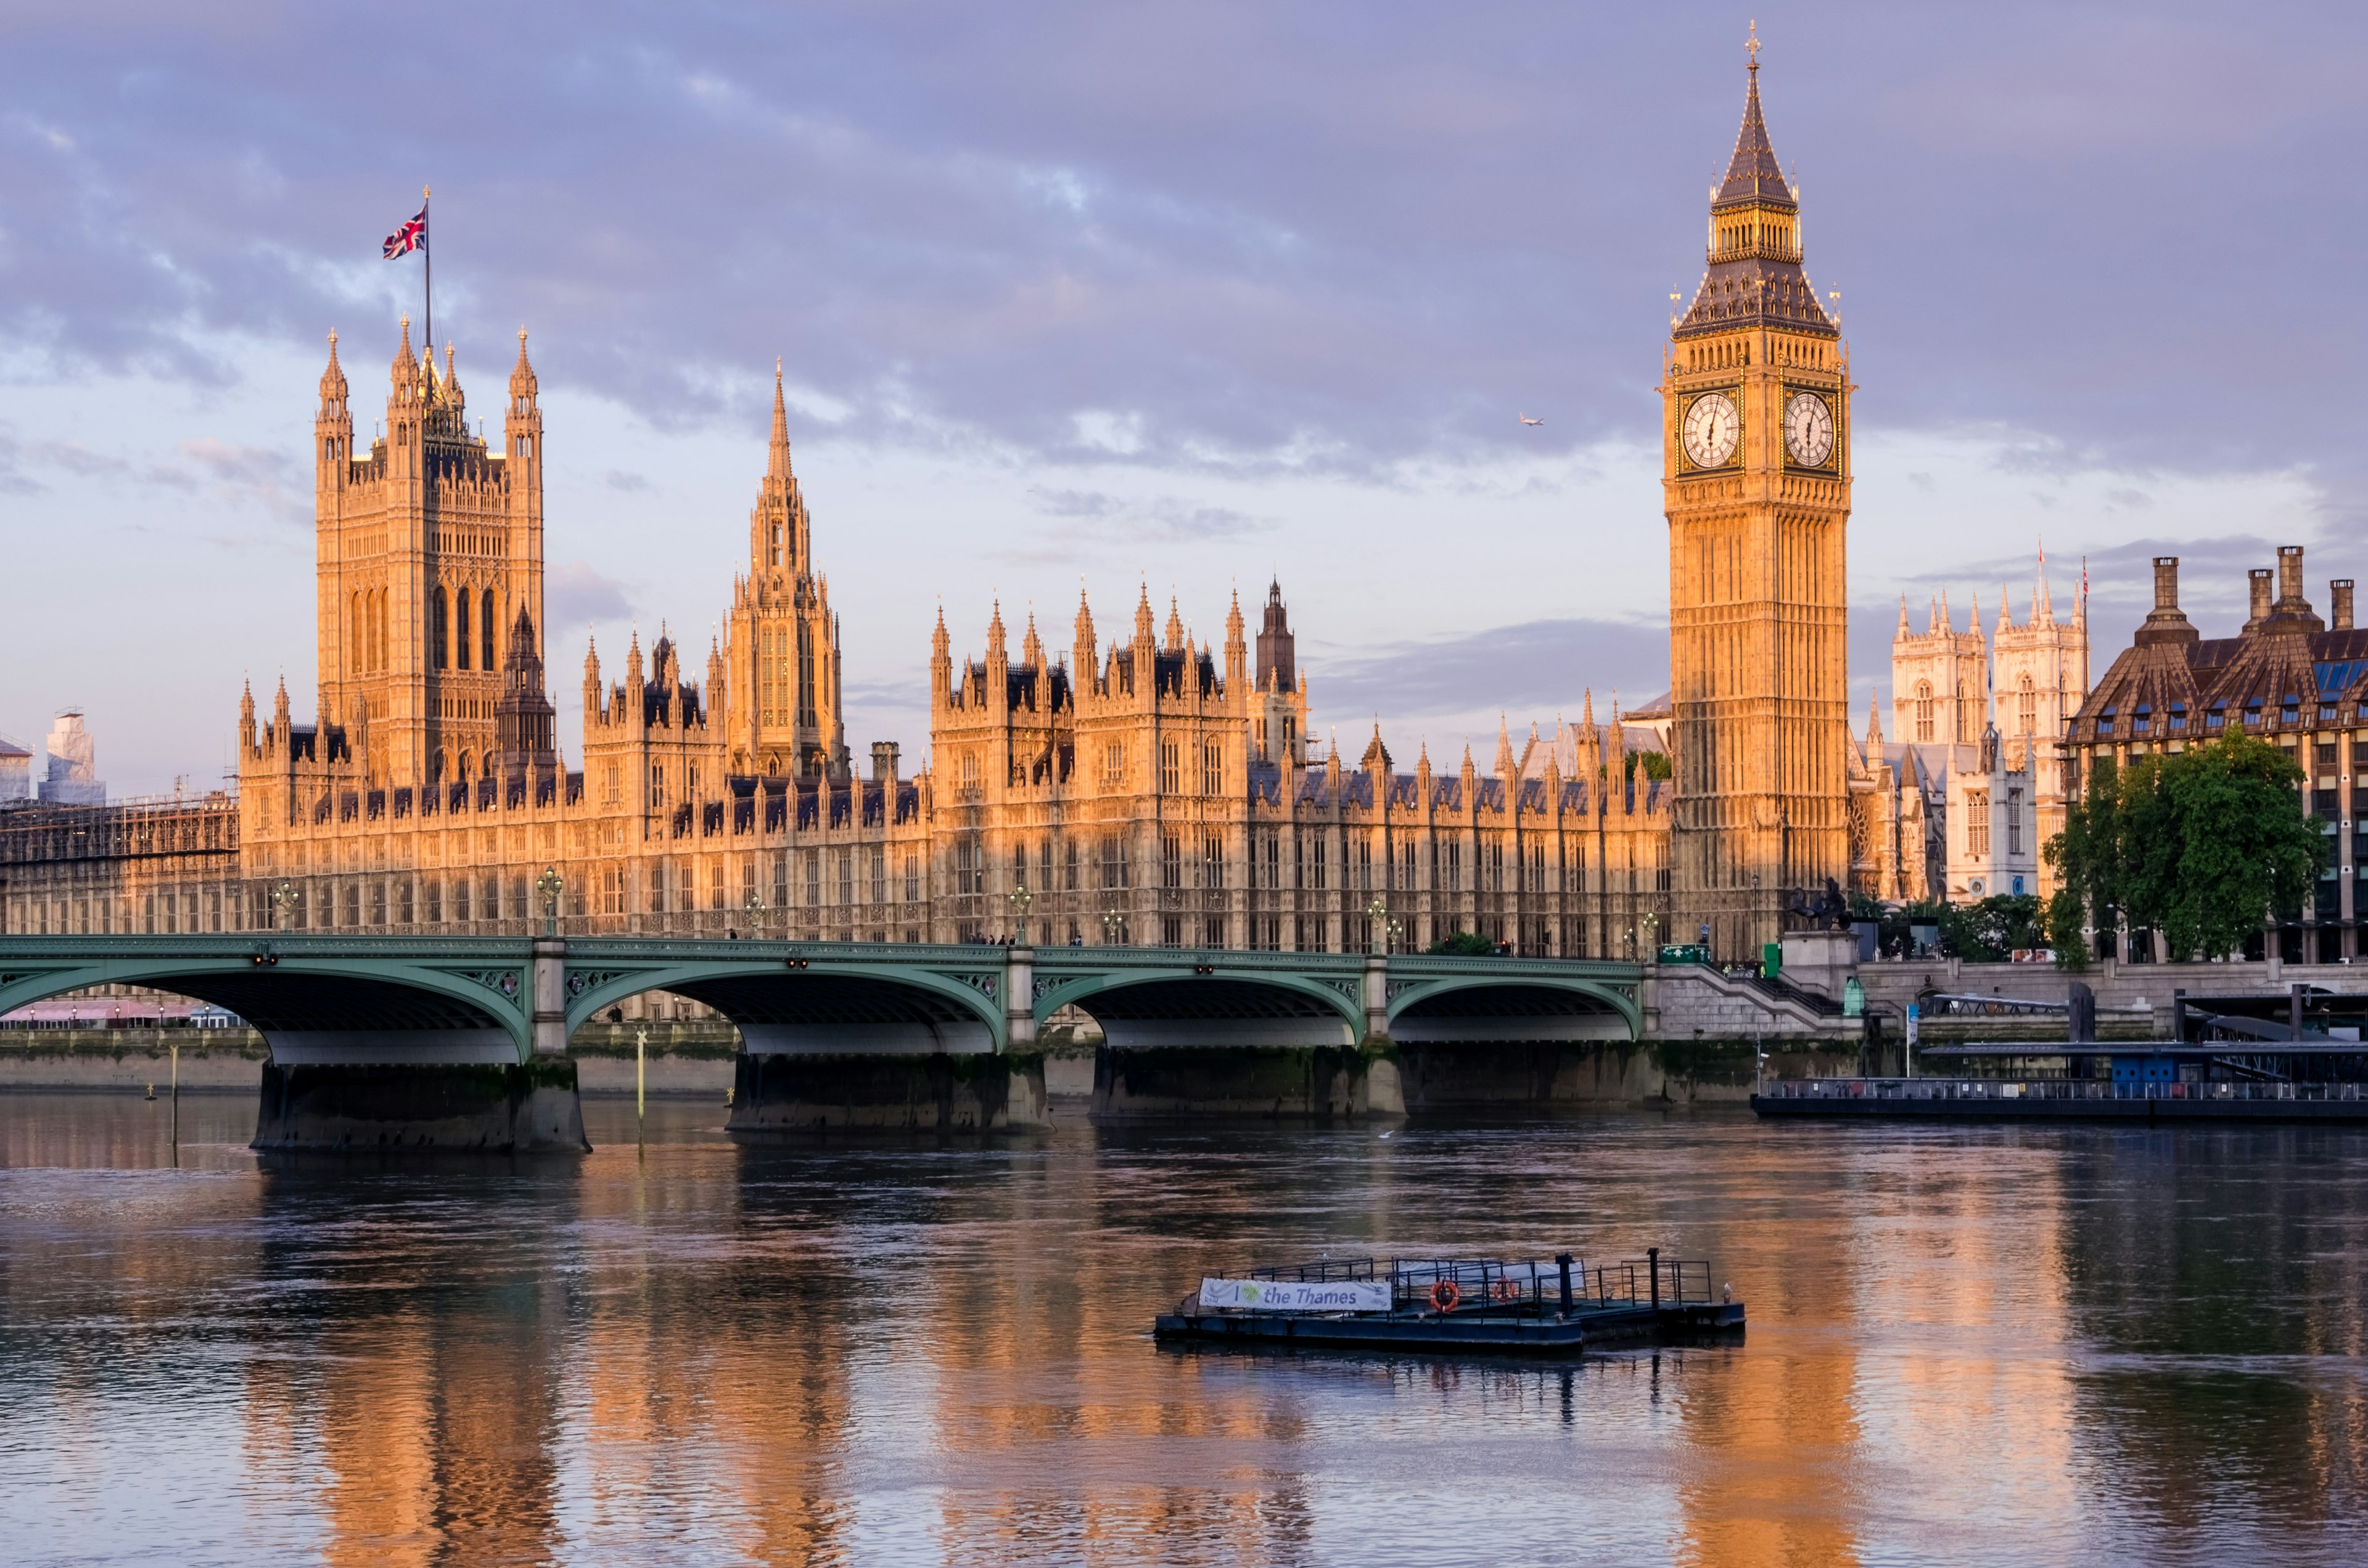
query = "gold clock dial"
xmin=1783 ymin=392 xmax=1835 ymax=466
xmin=1681 ymin=392 xmax=1740 ymax=468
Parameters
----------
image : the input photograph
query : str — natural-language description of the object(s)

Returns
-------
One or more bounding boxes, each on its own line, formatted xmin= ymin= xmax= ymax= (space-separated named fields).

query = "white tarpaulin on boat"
xmin=1199 ymin=1278 xmax=1393 ymax=1313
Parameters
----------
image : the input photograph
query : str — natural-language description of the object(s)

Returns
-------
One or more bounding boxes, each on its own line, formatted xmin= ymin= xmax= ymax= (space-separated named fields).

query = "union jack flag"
xmin=382 ymin=204 xmax=427 ymax=259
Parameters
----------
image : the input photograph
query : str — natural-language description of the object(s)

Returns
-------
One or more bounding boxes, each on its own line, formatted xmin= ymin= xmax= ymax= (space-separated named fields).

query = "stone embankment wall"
xmin=0 ymin=1030 xmax=268 ymax=1091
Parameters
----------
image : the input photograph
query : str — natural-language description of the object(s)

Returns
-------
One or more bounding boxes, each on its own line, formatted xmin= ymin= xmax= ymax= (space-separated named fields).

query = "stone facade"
xmin=1849 ymin=569 xmax=2090 ymax=905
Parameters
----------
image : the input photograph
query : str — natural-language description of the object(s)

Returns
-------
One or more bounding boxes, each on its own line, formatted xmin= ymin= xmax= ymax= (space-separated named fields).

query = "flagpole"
xmin=422 ymin=184 xmax=432 ymax=363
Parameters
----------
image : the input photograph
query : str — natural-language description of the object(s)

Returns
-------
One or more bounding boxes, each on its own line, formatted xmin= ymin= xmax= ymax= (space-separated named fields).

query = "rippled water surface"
xmin=6 ymin=1093 xmax=2368 ymax=1566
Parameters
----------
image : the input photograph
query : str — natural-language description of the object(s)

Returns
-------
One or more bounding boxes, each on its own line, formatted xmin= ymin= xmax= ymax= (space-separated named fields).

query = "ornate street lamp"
xmin=538 ymin=865 xmax=565 ymax=936
xmin=1102 ymin=905 xmax=1126 ymax=946
xmin=1008 ymin=880 xmax=1033 ymax=942
xmin=272 ymin=879 xmax=299 ymax=932
xmin=1640 ymin=910 xmax=1659 ymax=959
xmin=1364 ymin=895 xmax=1399 ymax=954
xmin=742 ymin=886 xmax=765 ymax=939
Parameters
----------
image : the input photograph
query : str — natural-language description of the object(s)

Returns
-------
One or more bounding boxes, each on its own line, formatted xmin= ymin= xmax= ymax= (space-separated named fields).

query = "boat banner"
xmin=1199 ymin=1278 xmax=1393 ymax=1313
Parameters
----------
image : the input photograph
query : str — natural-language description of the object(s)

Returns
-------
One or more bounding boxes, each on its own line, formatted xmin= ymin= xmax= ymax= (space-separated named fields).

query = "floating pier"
xmin=1153 ymin=1250 xmax=1744 ymax=1355
xmin=1754 ymin=1069 xmax=2368 ymax=1122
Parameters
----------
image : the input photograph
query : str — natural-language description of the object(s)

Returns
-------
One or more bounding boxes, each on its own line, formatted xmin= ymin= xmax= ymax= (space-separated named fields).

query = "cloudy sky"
xmin=2 ymin=1 xmax=2358 ymax=793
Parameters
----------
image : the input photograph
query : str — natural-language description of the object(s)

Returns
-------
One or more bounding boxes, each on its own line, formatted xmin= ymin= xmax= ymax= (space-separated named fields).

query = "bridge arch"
xmin=0 ymin=943 xmax=533 ymax=1062
xmin=564 ymin=959 xmax=1007 ymax=1054
xmin=1035 ymin=966 xmax=1363 ymax=1050
xmin=1386 ymin=975 xmax=1640 ymax=1043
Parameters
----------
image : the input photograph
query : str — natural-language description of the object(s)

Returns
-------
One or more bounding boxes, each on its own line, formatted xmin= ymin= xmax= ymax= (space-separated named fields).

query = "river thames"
xmin=4 ymin=1095 xmax=2366 ymax=1566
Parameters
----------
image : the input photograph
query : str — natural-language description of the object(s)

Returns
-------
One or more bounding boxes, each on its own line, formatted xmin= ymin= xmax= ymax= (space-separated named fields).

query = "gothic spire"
xmin=1716 ymin=27 xmax=1791 ymax=210
xmin=768 ymin=358 xmax=792 ymax=479
xmin=509 ymin=327 xmax=536 ymax=398
xmin=1673 ymin=30 xmax=1833 ymax=341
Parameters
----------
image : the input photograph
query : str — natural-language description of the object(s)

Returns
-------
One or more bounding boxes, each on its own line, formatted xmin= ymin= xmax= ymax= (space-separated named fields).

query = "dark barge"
xmin=1154 ymin=1250 xmax=1745 ymax=1355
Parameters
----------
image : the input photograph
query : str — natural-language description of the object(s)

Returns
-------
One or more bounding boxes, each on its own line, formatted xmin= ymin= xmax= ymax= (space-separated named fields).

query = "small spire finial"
xmin=1746 ymin=18 xmax=1761 ymax=70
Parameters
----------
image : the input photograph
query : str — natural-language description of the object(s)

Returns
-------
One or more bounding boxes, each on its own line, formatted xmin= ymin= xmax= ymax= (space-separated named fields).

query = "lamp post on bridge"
xmin=742 ymin=887 xmax=763 ymax=940
xmin=1363 ymin=895 xmax=1400 ymax=955
xmin=538 ymin=866 xmax=565 ymax=937
xmin=271 ymin=880 xmax=298 ymax=933
xmin=1102 ymin=905 xmax=1126 ymax=946
xmin=1008 ymin=882 xmax=1033 ymax=945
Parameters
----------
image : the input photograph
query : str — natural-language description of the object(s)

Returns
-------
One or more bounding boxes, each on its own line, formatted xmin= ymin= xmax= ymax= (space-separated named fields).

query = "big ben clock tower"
xmin=1663 ymin=30 xmax=1852 ymax=959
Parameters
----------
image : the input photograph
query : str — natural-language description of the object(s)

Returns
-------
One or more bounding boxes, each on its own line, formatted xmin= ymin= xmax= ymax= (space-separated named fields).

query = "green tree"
xmin=1428 ymin=929 xmax=1501 ymax=957
xmin=2121 ymin=734 xmax=2324 ymax=961
xmin=1933 ymin=895 xmax=2044 ymax=963
xmin=2043 ymin=752 xmax=2128 ymax=971
xmin=2045 ymin=737 xmax=2324 ymax=966
xmin=1624 ymin=749 xmax=1672 ymax=782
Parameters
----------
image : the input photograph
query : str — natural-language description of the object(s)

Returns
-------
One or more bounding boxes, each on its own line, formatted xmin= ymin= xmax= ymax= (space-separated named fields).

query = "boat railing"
xmin=1227 ymin=1255 xmax=1715 ymax=1314
xmin=1759 ymin=1077 xmax=2368 ymax=1104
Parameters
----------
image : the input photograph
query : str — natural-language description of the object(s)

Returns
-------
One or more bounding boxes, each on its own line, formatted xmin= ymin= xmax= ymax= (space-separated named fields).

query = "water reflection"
xmin=3 ymin=1100 xmax=2368 ymax=1564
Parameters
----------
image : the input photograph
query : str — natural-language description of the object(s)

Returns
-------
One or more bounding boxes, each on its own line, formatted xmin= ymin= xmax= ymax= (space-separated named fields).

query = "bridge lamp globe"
xmin=271 ymin=879 xmax=298 ymax=931
xmin=537 ymin=866 xmax=565 ymax=934
xmin=1103 ymin=906 xmax=1125 ymax=945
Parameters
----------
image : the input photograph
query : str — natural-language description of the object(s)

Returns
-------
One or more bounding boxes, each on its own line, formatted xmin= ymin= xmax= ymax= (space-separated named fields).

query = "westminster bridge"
xmin=0 ymin=935 xmax=1645 ymax=1146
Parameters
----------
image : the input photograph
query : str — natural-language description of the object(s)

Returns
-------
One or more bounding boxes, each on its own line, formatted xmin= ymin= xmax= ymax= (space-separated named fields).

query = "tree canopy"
xmin=2044 ymin=734 xmax=2324 ymax=965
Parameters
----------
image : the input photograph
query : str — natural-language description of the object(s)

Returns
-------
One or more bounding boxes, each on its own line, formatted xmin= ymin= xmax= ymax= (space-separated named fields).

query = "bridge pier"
xmin=253 ymin=1058 xmax=590 ymax=1152
xmin=1091 ymin=1045 xmax=1404 ymax=1120
xmin=726 ymin=1050 xmax=1050 ymax=1135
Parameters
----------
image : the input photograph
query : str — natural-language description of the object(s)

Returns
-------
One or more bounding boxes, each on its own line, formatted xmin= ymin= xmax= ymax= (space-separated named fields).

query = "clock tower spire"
xmin=1663 ymin=28 xmax=1853 ymax=959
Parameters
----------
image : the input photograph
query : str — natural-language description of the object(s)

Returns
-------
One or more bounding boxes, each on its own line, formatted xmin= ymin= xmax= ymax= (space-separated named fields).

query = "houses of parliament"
xmin=1 ymin=53 xmax=1870 ymax=964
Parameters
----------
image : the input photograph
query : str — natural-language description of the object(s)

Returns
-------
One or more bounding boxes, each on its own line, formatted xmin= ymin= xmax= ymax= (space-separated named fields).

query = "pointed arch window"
xmin=1955 ymin=680 xmax=1972 ymax=744
xmin=1914 ymin=681 xmax=1934 ymax=743
xmin=454 ymin=588 xmax=471 ymax=670
xmin=432 ymin=589 xmax=449 ymax=670
xmin=352 ymin=592 xmax=365 ymax=674
xmin=481 ymin=591 xmax=496 ymax=670
xmin=2018 ymin=673 xmax=2037 ymax=733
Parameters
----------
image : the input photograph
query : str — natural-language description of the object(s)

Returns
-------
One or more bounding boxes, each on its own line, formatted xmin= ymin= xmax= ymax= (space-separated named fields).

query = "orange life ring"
xmin=1491 ymin=1279 xmax=1520 ymax=1303
xmin=1429 ymin=1279 xmax=1462 ymax=1313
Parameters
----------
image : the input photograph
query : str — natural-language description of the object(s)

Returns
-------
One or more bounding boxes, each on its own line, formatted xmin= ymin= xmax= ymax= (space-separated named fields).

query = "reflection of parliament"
xmin=5 ymin=60 xmax=1962 ymax=958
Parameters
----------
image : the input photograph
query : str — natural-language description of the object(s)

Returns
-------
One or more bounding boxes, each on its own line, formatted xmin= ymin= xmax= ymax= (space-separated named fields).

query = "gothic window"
xmin=1955 ymin=680 xmax=1971 ymax=743
xmin=1312 ymin=838 xmax=1327 ymax=890
xmin=432 ymin=589 xmax=449 ymax=669
xmin=2018 ymin=674 xmax=2037 ymax=734
xmin=457 ymin=588 xmax=475 ymax=670
xmin=1162 ymin=834 xmax=1183 ymax=889
xmin=352 ymin=593 xmax=364 ymax=673
xmin=807 ymin=851 xmax=823 ymax=905
xmin=2007 ymin=789 xmax=2025 ymax=856
xmin=1914 ymin=680 xmax=1934 ymax=742
xmin=768 ymin=523 xmax=783 ymax=568
xmin=649 ymin=763 xmax=664 ymax=805
xmin=797 ymin=622 xmax=816 ymax=725
xmin=1202 ymin=833 xmax=1223 ymax=889
xmin=903 ymin=854 xmax=919 ymax=903
xmin=837 ymin=852 xmax=853 ymax=906
xmin=1967 ymin=790 xmax=1991 ymax=858
xmin=1357 ymin=838 xmax=1371 ymax=891
xmin=1201 ymin=741 xmax=1223 ymax=795
xmin=482 ymin=591 xmax=496 ymax=670
xmin=1013 ymin=844 xmax=1029 ymax=891
xmin=1159 ymin=742 xmax=1180 ymax=794
xmin=1039 ymin=840 xmax=1053 ymax=894
xmin=871 ymin=849 xmax=887 ymax=904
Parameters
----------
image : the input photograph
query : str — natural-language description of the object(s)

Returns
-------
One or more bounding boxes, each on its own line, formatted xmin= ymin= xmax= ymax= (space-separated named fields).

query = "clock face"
xmin=1681 ymin=393 xmax=1740 ymax=469
xmin=1783 ymin=392 xmax=1835 ymax=466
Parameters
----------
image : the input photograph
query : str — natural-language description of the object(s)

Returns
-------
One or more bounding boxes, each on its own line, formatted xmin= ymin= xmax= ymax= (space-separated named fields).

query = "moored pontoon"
xmin=1154 ymin=1250 xmax=1745 ymax=1355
